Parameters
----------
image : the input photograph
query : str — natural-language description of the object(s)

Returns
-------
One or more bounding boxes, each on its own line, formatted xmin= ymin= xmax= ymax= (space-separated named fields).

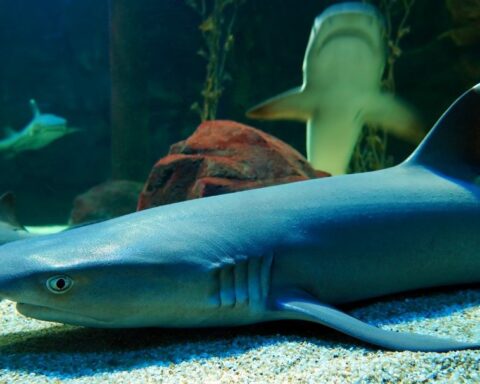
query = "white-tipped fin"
xmin=247 ymin=87 xmax=315 ymax=122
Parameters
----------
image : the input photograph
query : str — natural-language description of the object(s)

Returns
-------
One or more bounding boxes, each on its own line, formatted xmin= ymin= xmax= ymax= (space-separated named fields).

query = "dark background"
xmin=0 ymin=0 xmax=478 ymax=224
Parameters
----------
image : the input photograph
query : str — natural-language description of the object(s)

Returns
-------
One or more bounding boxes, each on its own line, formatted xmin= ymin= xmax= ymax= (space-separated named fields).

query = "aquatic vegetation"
xmin=444 ymin=0 xmax=480 ymax=46
xmin=187 ymin=0 xmax=245 ymax=121
xmin=352 ymin=0 xmax=417 ymax=173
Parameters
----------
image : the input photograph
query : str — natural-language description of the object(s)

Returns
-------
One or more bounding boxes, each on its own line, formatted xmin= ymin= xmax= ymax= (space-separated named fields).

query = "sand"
xmin=0 ymin=288 xmax=479 ymax=383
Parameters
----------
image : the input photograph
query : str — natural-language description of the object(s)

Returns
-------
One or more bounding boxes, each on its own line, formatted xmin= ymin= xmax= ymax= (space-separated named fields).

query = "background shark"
xmin=0 ymin=84 xmax=479 ymax=351
xmin=0 ymin=99 xmax=77 ymax=158
xmin=247 ymin=2 xmax=422 ymax=175
xmin=0 ymin=192 xmax=35 ymax=245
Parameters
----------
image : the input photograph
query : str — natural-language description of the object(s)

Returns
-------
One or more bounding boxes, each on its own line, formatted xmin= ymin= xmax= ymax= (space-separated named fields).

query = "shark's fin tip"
xmin=405 ymin=84 xmax=480 ymax=180
xmin=247 ymin=87 xmax=313 ymax=122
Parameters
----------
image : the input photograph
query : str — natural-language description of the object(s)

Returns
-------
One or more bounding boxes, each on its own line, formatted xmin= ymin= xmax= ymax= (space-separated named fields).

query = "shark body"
xmin=247 ymin=2 xmax=421 ymax=174
xmin=0 ymin=85 xmax=480 ymax=351
xmin=0 ymin=100 xmax=76 ymax=158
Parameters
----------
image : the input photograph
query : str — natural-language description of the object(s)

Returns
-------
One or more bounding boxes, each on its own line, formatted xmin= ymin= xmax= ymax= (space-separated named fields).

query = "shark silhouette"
xmin=0 ymin=100 xmax=77 ymax=158
xmin=247 ymin=2 xmax=422 ymax=174
xmin=0 ymin=192 xmax=35 ymax=245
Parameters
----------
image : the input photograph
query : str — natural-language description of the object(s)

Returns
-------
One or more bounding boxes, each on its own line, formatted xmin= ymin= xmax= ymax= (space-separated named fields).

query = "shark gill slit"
xmin=217 ymin=253 xmax=274 ymax=310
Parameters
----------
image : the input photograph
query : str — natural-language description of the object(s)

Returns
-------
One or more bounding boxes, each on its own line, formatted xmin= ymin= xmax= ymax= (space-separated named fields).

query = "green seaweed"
xmin=186 ymin=0 xmax=245 ymax=122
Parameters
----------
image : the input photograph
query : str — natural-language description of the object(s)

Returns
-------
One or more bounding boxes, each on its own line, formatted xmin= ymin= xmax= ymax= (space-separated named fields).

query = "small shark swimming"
xmin=0 ymin=192 xmax=35 ymax=245
xmin=247 ymin=2 xmax=422 ymax=175
xmin=0 ymin=85 xmax=479 ymax=351
xmin=0 ymin=99 xmax=77 ymax=158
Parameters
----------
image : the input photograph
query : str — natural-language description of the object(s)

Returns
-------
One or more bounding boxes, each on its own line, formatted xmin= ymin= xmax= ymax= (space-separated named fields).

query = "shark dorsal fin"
xmin=405 ymin=84 xmax=480 ymax=180
xmin=29 ymin=99 xmax=41 ymax=119
xmin=0 ymin=192 xmax=24 ymax=228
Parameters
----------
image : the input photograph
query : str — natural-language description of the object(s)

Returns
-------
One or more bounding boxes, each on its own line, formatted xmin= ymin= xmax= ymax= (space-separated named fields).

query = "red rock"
xmin=70 ymin=180 xmax=143 ymax=224
xmin=137 ymin=120 xmax=329 ymax=210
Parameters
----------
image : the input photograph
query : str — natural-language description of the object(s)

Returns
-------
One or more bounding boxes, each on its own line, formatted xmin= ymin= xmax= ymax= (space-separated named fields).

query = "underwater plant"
xmin=187 ymin=0 xmax=245 ymax=121
xmin=443 ymin=0 xmax=480 ymax=47
xmin=351 ymin=0 xmax=416 ymax=173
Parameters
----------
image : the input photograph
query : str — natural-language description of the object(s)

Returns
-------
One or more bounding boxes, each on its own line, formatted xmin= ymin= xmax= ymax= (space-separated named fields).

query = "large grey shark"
xmin=247 ymin=2 xmax=422 ymax=174
xmin=0 ymin=85 xmax=479 ymax=351
xmin=0 ymin=100 xmax=77 ymax=158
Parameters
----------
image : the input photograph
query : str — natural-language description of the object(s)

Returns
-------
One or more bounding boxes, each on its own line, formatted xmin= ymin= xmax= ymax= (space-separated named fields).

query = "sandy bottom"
xmin=0 ymin=288 xmax=479 ymax=383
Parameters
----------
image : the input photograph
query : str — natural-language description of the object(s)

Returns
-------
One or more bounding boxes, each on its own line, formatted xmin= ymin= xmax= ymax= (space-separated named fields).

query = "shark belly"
xmin=307 ymin=113 xmax=363 ymax=174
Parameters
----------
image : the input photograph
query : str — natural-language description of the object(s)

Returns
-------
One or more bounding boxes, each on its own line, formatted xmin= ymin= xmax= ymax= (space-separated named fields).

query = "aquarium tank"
xmin=0 ymin=0 xmax=478 ymax=227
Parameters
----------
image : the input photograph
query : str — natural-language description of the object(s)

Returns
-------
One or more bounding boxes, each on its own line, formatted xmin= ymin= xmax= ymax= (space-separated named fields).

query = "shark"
xmin=0 ymin=84 xmax=479 ymax=352
xmin=247 ymin=2 xmax=422 ymax=175
xmin=0 ymin=192 xmax=36 ymax=245
xmin=0 ymin=99 xmax=77 ymax=158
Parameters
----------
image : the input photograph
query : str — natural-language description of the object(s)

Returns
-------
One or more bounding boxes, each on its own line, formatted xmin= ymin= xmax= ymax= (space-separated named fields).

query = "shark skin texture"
xmin=0 ymin=85 xmax=480 ymax=352
xmin=247 ymin=2 xmax=422 ymax=175
xmin=0 ymin=99 xmax=77 ymax=158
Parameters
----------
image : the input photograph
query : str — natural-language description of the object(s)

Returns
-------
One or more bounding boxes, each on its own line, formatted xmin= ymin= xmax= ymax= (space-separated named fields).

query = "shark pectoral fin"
xmin=247 ymin=87 xmax=313 ymax=122
xmin=276 ymin=292 xmax=479 ymax=352
xmin=363 ymin=94 xmax=424 ymax=144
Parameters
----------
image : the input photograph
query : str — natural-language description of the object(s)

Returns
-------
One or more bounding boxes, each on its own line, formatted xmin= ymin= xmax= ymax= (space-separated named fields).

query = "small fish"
xmin=0 ymin=100 xmax=78 ymax=158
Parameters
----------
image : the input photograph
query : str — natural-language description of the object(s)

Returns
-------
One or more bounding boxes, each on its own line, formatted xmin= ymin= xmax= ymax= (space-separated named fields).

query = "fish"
xmin=0 ymin=99 xmax=78 ymax=158
xmin=247 ymin=2 xmax=422 ymax=175
xmin=0 ymin=84 xmax=479 ymax=351
xmin=0 ymin=192 xmax=35 ymax=245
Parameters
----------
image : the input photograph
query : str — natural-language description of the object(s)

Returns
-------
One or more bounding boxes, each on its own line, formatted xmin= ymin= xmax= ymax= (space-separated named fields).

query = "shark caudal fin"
xmin=405 ymin=84 xmax=480 ymax=180
xmin=246 ymin=87 xmax=314 ymax=122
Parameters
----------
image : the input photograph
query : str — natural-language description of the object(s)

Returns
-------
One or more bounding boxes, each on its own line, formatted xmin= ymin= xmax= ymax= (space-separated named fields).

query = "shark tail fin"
xmin=246 ymin=87 xmax=314 ymax=122
xmin=404 ymin=84 xmax=480 ymax=181
xmin=29 ymin=99 xmax=40 ymax=118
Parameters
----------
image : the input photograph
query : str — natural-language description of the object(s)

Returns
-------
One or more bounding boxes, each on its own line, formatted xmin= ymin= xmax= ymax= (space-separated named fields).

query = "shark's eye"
xmin=46 ymin=275 xmax=73 ymax=294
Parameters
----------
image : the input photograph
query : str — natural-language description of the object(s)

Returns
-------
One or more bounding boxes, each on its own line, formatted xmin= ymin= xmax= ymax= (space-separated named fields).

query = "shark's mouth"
xmin=16 ymin=302 xmax=113 ymax=326
xmin=319 ymin=28 xmax=378 ymax=52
